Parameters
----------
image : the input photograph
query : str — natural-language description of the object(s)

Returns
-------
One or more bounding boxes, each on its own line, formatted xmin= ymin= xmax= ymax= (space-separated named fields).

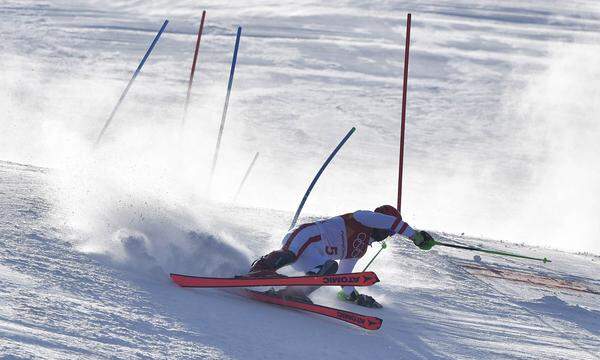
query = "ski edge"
xmin=243 ymin=289 xmax=382 ymax=330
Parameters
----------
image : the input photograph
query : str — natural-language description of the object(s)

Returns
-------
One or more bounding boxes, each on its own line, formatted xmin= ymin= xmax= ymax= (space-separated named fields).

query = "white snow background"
xmin=0 ymin=0 xmax=599 ymax=359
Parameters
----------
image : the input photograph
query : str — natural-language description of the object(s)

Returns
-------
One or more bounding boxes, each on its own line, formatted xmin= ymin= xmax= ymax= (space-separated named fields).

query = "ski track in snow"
xmin=1 ymin=0 xmax=600 ymax=359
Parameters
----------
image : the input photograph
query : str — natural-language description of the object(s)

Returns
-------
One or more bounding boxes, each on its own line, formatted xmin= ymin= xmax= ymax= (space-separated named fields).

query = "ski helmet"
xmin=374 ymin=205 xmax=401 ymax=219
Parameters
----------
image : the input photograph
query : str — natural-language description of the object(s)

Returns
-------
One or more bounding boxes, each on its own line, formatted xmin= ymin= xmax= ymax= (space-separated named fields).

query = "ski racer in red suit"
xmin=249 ymin=205 xmax=435 ymax=308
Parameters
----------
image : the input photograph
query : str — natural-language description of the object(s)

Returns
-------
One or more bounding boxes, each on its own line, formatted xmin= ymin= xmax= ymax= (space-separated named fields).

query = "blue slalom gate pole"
xmin=208 ymin=26 xmax=242 ymax=190
xmin=289 ymin=127 xmax=356 ymax=229
xmin=95 ymin=20 xmax=169 ymax=147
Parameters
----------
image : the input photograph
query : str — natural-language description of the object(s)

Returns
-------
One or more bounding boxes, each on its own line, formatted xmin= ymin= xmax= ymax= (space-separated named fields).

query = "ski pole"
xmin=434 ymin=240 xmax=551 ymax=263
xmin=362 ymin=242 xmax=387 ymax=272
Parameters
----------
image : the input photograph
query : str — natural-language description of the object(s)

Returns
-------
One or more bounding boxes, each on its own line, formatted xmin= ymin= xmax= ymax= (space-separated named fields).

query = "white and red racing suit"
xmin=281 ymin=210 xmax=415 ymax=295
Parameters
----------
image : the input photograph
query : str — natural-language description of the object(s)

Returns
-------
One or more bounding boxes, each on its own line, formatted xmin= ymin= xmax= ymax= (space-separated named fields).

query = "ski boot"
xmin=243 ymin=249 xmax=296 ymax=278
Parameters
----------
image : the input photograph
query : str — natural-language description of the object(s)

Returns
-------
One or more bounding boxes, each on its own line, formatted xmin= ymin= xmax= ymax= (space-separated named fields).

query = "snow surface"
xmin=1 ymin=1 xmax=600 ymax=359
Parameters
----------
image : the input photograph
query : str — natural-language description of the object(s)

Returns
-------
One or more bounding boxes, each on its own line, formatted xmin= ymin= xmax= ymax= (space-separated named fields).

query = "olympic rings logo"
xmin=351 ymin=232 xmax=367 ymax=257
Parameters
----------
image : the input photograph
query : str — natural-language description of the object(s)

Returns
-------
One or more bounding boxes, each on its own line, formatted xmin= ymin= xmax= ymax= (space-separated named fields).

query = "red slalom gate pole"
xmin=397 ymin=13 xmax=411 ymax=212
xmin=182 ymin=10 xmax=206 ymax=126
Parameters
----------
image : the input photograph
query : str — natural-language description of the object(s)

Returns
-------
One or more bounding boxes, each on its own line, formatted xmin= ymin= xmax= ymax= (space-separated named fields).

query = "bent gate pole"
xmin=290 ymin=127 xmax=356 ymax=229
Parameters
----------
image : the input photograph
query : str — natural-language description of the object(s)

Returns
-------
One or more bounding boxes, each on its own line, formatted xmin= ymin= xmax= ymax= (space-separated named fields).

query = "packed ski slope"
xmin=1 ymin=0 xmax=600 ymax=359
xmin=1 ymin=161 xmax=599 ymax=359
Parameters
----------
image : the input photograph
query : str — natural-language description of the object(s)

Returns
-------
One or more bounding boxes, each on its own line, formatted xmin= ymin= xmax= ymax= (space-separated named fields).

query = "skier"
xmin=248 ymin=205 xmax=435 ymax=308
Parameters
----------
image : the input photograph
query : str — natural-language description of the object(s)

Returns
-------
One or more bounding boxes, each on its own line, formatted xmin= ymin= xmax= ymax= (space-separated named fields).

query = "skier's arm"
xmin=353 ymin=210 xmax=415 ymax=238
xmin=338 ymin=258 xmax=358 ymax=296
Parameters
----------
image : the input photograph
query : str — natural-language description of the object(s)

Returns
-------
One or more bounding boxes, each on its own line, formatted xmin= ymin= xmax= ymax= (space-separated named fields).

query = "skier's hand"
xmin=411 ymin=230 xmax=435 ymax=250
xmin=339 ymin=290 xmax=382 ymax=308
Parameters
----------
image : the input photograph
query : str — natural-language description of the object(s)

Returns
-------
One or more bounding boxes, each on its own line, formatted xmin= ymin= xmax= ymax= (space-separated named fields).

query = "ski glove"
xmin=411 ymin=230 xmax=435 ymax=250
xmin=338 ymin=290 xmax=382 ymax=308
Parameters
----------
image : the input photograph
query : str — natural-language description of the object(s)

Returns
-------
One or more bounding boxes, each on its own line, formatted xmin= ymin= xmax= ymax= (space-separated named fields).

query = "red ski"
xmin=244 ymin=289 xmax=382 ymax=330
xmin=170 ymin=271 xmax=379 ymax=288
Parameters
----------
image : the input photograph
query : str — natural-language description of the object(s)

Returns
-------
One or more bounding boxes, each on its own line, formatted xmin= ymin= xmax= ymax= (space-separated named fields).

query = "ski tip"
xmin=169 ymin=273 xmax=189 ymax=287
xmin=362 ymin=271 xmax=380 ymax=285
xmin=364 ymin=317 xmax=383 ymax=330
xmin=372 ymin=272 xmax=381 ymax=284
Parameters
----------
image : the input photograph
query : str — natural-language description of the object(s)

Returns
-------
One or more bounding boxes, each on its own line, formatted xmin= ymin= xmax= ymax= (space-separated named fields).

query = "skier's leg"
xmin=306 ymin=259 xmax=339 ymax=276
xmin=300 ymin=259 xmax=339 ymax=296
xmin=290 ymin=239 xmax=333 ymax=274
xmin=278 ymin=244 xmax=337 ymax=300
xmin=280 ymin=223 xmax=320 ymax=256
xmin=248 ymin=223 xmax=319 ymax=275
